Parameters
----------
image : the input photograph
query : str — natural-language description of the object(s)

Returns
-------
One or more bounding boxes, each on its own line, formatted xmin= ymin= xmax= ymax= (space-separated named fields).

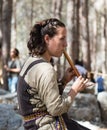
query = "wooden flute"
xmin=63 ymin=50 xmax=80 ymax=77
xmin=63 ymin=50 xmax=95 ymax=87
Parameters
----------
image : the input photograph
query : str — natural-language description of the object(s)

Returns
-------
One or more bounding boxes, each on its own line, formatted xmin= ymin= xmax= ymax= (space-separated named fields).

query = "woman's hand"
xmin=62 ymin=67 xmax=76 ymax=85
xmin=70 ymin=76 xmax=89 ymax=95
xmin=4 ymin=65 xmax=9 ymax=71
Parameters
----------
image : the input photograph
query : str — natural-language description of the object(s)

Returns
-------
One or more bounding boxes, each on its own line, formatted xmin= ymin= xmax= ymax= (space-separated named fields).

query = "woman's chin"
xmin=54 ymin=53 xmax=62 ymax=57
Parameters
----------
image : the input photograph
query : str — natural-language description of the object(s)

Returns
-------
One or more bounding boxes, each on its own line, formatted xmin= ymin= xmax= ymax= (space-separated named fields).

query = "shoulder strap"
xmin=23 ymin=59 xmax=45 ymax=78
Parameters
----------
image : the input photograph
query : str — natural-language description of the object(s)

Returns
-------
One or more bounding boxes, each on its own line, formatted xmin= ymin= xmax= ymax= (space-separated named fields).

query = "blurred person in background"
xmin=4 ymin=48 xmax=21 ymax=93
xmin=75 ymin=59 xmax=87 ymax=78
xmin=96 ymin=72 xmax=105 ymax=93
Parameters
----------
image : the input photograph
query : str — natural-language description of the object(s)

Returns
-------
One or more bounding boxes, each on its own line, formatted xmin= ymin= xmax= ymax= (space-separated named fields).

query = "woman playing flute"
xmin=17 ymin=18 xmax=91 ymax=130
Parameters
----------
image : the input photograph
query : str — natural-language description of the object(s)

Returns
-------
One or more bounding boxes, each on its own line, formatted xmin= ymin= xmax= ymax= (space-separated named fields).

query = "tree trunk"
xmin=103 ymin=0 xmax=107 ymax=74
xmin=96 ymin=12 xmax=102 ymax=72
xmin=2 ymin=0 xmax=13 ymax=90
xmin=0 ymin=0 xmax=3 ymax=48
xmin=31 ymin=0 xmax=34 ymax=27
xmin=51 ymin=0 xmax=62 ymax=19
xmin=12 ymin=0 xmax=17 ymax=47
xmin=90 ymin=19 xmax=97 ymax=72
xmin=66 ymin=0 xmax=73 ymax=57
xmin=72 ymin=0 xmax=80 ymax=62
xmin=80 ymin=0 xmax=91 ymax=70
xmin=85 ymin=0 xmax=91 ymax=71
xmin=0 ymin=0 xmax=3 ymax=86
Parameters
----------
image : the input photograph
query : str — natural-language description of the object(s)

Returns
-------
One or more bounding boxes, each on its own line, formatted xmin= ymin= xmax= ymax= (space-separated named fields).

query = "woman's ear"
xmin=44 ymin=34 xmax=50 ymax=45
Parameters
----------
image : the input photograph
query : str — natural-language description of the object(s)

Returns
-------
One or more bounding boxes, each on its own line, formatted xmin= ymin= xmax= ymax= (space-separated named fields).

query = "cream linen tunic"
xmin=20 ymin=56 xmax=74 ymax=130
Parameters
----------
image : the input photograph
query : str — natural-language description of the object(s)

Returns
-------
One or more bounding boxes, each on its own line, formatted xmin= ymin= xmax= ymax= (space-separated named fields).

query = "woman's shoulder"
xmin=20 ymin=56 xmax=54 ymax=75
xmin=34 ymin=58 xmax=54 ymax=72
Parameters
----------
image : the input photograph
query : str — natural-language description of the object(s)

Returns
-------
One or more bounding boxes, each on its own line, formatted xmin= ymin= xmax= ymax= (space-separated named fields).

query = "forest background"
xmin=0 ymin=0 xmax=107 ymax=90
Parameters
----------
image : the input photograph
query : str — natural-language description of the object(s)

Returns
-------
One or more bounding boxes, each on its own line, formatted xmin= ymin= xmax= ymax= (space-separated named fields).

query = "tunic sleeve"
xmin=36 ymin=63 xmax=74 ymax=116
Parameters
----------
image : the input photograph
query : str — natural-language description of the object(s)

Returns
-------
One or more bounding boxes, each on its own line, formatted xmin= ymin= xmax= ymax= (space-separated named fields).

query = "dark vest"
xmin=17 ymin=59 xmax=44 ymax=116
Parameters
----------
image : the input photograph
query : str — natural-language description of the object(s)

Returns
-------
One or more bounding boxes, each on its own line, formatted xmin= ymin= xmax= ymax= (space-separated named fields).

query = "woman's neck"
xmin=11 ymin=57 xmax=17 ymax=61
xmin=42 ymin=51 xmax=51 ymax=62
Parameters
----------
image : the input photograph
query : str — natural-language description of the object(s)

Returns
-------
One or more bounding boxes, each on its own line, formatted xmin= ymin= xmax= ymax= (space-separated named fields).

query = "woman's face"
xmin=10 ymin=49 xmax=15 ymax=58
xmin=46 ymin=27 xmax=67 ymax=57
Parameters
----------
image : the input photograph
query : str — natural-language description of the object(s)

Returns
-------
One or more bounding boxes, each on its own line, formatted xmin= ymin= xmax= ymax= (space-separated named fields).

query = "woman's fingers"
xmin=83 ymin=78 xmax=89 ymax=84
